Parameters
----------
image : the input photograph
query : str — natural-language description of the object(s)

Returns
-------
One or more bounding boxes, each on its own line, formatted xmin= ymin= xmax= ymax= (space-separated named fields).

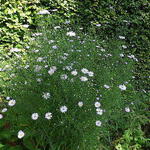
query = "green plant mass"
xmin=0 ymin=0 xmax=149 ymax=150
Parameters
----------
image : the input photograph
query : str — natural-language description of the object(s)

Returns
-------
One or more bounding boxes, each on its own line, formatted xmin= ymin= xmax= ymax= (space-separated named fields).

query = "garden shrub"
xmin=0 ymin=0 xmax=40 ymax=58
xmin=115 ymin=127 xmax=150 ymax=150
xmin=0 ymin=21 xmax=144 ymax=150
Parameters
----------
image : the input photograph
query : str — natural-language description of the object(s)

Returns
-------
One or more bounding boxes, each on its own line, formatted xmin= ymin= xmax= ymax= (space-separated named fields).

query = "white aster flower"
xmin=96 ymin=24 xmax=101 ymax=27
xmin=71 ymin=70 xmax=78 ymax=76
xmin=37 ymin=10 xmax=50 ymax=15
xmin=52 ymin=45 xmax=58 ymax=49
xmin=80 ymin=76 xmax=88 ymax=82
xmin=120 ymin=54 xmax=124 ymax=57
xmin=119 ymin=84 xmax=126 ymax=91
xmin=122 ymin=45 xmax=127 ymax=49
xmin=42 ymin=92 xmax=51 ymax=100
xmin=45 ymin=112 xmax=52 ymax=120
xmin=17 ymin=130 xmax=25 ymax=139
xmin=96 ymin=108 xmax=103 ymax=115
xmin=119 ymin=36 xmax=125 ymax=39
xmin=60 ymin=106 xmax=68 ymax=113
xmin=78 ymin=101 xmax=83 ymax=107
xmin=6 ymin=97 xmax=10 ymax=100
xmin=97 ymin=111 xmax=103 ymax=115
xmin=88 ymin=71 xmax=94 ymax=77
xmin=31 ymin=113 xmax=39 ymax=120
xmin=95 ymin=102 xmax=101 ymax=108
xmin=48 ymin=66 xmax=57 ymax=75
xmin=0 ymin=114 xmax=3 ymax=119
xmin=104 ymin=84 xmax=110 ymax=89
xmin=60 ymin=74 xmax=68 ymax=80
xmin=1 ymin=108 xmax=7 ymax=113
xmin=8 ymin=99 xmax=16 ymax=107
xmin=81 ymin=68 xmax=89 ymax=74
xmin=66 ymin=31 xmax=76 ymax=37
xmin=125 ymin=107 xmax=130 ymax=112
xmin=22 ymin=24 xmax=29 ymax=28
xmin=96 ymin=120 xmax=102 ymax=126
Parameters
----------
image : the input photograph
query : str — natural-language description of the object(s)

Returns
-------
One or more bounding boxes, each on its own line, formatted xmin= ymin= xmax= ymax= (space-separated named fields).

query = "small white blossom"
xmin=1 ymin=108 xmax=7 ymax=113
xmin=22 ymin=24 xmax=29 ymax=28
xmin=95 ymin=102 xmax=101 ymax=108
xmin=80 ymin=76 xmax=88 ymax=82
xmin=122 ymin=45 xmax=127 ymax=49
xmin=18 ymin=130 xmax=25 ymax=139
xmin=120 ymin=54 xmax=124 ymax=57
xmin=42 ymin=92 xmax=51 ymax=100
xmin=104 ymin=84 xmax=110 ymax=89
xmin=78 ymin=101 xmax=83 ymax=107
xmin=96 ymin=108 xmax=103 ymax=115
xmin=60 ymin=74 xmax=68 ymax=80
xmin=6 ymin=97 xmax=10 ymax=100
xmin=81 ymin=68 xmax=89 ymax=74
xmin=96 ymin=24 xmax=101 ymax=27
xmin=88 ymin=71 xmax=94 ymax=77
xmin=0 ymin=114 xmax=3 ymax=119
xmin=45 ymin=112 xmax=52 ymax=120
xmin=66 ymin=31 xmax=76 ymax=37
xmin=31 ymin=113 xmax=39 ymax=120
xmin=71 ymin=70 xmax=78 ymax=76
xmin=8 ymin=99 xmax=16 ymax=107
xmin=125 ymin=107 xmax=130 ymax=112
xmin=119 ymin=36 xmax=125 ymax=39
xmin=48 ymin=66 xmax=57 ymax=75
xmin=37 ymin=10 xmax=50 ymax=15
xmin=52 ymin=45 xmax=58 ymax=49
xmin=60 ymin=106 xmax=68 ymax=113
xmin=96 ymin=120 xmax=102 ymax=127
xmin=119 ymin=84 xmax=126 ymax=91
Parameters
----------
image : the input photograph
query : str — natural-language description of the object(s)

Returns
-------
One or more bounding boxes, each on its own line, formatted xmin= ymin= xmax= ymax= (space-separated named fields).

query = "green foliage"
xmin=0 ymin=0 xmax=40 ymax=56
xmin=38 ymin=0 xmax=150 ymax=91
xmin=0 ymin=20 xmax=145 ymax=149
xmin=115 ymin=127 xmax=150 ymax=150
xmin=0 ymin=0 xmax=149 ymax=149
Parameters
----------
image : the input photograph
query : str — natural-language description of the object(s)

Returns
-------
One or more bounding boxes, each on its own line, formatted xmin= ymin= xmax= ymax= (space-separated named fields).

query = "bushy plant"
xmin=0 ymin=20 xmax=144 ymax=150
xmin=115 ymin=127 xmax=150 ymax=150
xmin=0 ymin=0 xmax=40 ymax=58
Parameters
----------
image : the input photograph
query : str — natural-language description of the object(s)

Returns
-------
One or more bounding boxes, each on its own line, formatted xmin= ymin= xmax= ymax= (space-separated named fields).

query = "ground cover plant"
xmin=0 ymin=19 xmax=149 ymax=150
